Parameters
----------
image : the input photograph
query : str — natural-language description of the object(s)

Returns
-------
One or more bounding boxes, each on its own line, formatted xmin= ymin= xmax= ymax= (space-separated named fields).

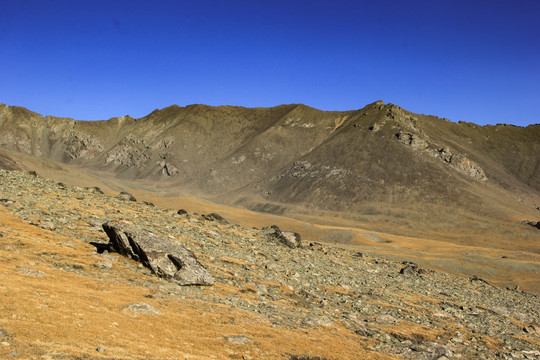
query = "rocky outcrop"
xmin=396 ymin=132 xmax=429 ymax=150
xmin=395 ymin=131 xmax=487 ymax=181
xmin=117 ymin=191 xmax=136 ymax=202
xmin=260 ymin=225 xmax=302 ymax=248
xmin=202 ymin=213 xmax=229 ymax=224
xmin=102 ymin=220 xmax=215 ymax=286
xmin=437 ymin=147 xmax=487 ymax=181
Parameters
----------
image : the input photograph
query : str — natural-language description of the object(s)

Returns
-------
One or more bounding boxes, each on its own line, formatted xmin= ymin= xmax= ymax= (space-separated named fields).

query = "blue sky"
xmin=1 ymin=0 xmax=538 ymax=126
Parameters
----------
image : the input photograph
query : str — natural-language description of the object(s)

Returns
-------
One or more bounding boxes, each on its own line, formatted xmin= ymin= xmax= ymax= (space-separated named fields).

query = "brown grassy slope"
xmin=0 ymin=203 xmax=390 ymax=360
xmin=1 ymin=169 xmax=539 ymax=359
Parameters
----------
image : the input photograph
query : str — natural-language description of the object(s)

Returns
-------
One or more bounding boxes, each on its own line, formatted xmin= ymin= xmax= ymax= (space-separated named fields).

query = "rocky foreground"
xmin=0 ymin=169 xmax=539 ymax=359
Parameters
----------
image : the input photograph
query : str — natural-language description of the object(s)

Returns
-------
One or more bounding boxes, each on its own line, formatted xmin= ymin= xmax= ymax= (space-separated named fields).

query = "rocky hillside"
xmin=1 ymin=101 xmax=539 ymax=221
xmin=1 ymin=169 xmax=539 ymax=359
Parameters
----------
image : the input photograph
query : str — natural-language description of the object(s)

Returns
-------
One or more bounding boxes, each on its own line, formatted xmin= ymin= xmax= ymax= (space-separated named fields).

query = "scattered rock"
xmin=117 ymin=191 xmax=136 ymax=202
xmin=399 ymin=261 xmax=420 ymax=276
xmin=260 ymin=225 xmax=301 ymax=248
xmin=94 ymin=260 xmax=113 ymax=269
xmin=102 ymin=220 xmax=215 ymax=286
xmin=202 ymin=212 xmax=228 ymax=224
xmin=470 ymin=275 xmax=490 ymax=285
xmin=224 ymin=335 xmax=250 ymax=344
xmin=40 ymin=221 xmax=56 ymax=231
xmin=123 ymin=303 xmax=161 ymax=315
xmin=396 ymin=132 xmax=428 ymax=150
xmin=17 ymin=269 xmax=45 ymax=277
xmin=86 ymin=187 xmax=104 ymax=194
xmin=142 ymin=201 xmax=154 ymax=207
xmin=523 ymin=325 xmax=537 ymax=334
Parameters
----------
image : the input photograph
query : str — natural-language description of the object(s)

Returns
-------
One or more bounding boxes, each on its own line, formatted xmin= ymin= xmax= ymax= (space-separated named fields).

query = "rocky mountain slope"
xmin=1 ymin=169 xmax=539 ymax=359
xmin=1 ymin=101 xmax=539 ymax=220
xmin=1 ymin=101 xmax=539 ymax=295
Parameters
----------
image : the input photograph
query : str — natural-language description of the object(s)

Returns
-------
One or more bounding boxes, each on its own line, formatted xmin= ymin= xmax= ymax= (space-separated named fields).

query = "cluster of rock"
xmin=396 ymin=131 xmax=487 ymax=181
xmin=260 ymin=225 xmax=302 ymax=248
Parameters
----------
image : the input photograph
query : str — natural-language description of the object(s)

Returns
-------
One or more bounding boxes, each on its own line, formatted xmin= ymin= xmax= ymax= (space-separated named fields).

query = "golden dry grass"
xmin=0 ymin=207 xmax=393 ymax=359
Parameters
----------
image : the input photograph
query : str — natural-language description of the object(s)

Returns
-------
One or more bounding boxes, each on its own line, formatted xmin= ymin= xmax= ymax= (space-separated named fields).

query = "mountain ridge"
xmin=1 ymin=100 xmax=539 ymax=236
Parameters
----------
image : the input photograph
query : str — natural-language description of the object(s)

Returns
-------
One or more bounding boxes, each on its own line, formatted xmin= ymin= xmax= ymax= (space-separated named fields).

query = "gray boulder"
xmin=102 ymin=220 xmax=214 ymax=286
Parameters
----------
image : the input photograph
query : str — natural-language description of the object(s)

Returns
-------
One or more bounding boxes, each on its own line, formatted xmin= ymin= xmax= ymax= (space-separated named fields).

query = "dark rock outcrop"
xmin=102 ymin=220 xmax=215 ymax=286
xmin=522 ymin=220 xmax=540 ymax=229
xmin=399 ymin=261 xmax=422 ymax=276
xmin=261 ymin=225 xmax=301 ymax=248
xmin=117 ymin=191 xmax=136 ymax=202
xmin=202 ymin=212 xmax=228 ymax=224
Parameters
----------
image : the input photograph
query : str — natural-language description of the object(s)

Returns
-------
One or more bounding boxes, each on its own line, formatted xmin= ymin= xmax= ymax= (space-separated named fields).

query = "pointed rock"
xmin=102 ymin=220 xmax=215 ymax=286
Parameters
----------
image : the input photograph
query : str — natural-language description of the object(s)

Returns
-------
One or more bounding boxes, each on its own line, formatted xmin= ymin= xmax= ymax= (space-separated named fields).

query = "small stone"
xmin=96 ymin=346 xmax=105 ymax=352
xmin=224 ymin=335 xmax=250 ymax=344
xmin=177 ymin=209 xmax=188 ymax=215
xmin=41 ymin=222 xmax=56 ymax=231
xmin=1 ymin=341 xmax=10 ymax=346
xmin=123 ymin=303 xmax=161 ymax=315
xmin=94 ymin=261 xmax=113 ymax=269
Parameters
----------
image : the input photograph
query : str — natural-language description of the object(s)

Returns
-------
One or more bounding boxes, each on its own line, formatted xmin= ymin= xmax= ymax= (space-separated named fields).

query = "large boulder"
xmin=102 ymin=220 xmax=215 ymax=286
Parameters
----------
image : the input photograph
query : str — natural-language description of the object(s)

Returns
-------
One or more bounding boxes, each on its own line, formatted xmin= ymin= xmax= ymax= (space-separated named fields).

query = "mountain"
xmin=1 ymin=101 xmax=539 ymax=292
xmin=1 ymin=100 xmax=539 ymax=218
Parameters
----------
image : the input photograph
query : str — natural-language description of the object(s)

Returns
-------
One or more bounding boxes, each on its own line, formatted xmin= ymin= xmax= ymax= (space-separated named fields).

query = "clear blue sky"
xmin=1 ymin=0 xmax=538 ymax=126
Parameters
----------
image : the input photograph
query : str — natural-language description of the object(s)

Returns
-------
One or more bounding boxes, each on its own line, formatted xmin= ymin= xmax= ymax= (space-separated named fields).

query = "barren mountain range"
xmin=1 ymin=101 xmax=540 ymax=359
xmin=2 ymin=100 xmax=539 ymax=209
xmin=1 ymin=101 xmax=539 ymax=292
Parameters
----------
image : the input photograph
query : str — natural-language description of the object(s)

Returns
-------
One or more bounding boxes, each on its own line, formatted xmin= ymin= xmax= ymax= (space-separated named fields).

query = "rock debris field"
xmin=0 ymin=169 xmax=539 ymax=359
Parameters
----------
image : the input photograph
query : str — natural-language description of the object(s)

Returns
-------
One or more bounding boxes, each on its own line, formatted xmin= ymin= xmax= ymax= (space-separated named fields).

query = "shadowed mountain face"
xmin=1 ymin=101 xmax=539 ymax=224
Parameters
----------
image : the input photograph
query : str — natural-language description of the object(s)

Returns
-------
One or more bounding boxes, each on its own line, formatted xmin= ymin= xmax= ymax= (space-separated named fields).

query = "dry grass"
xmin=0 ymin=207 xmax=392 ymax=360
